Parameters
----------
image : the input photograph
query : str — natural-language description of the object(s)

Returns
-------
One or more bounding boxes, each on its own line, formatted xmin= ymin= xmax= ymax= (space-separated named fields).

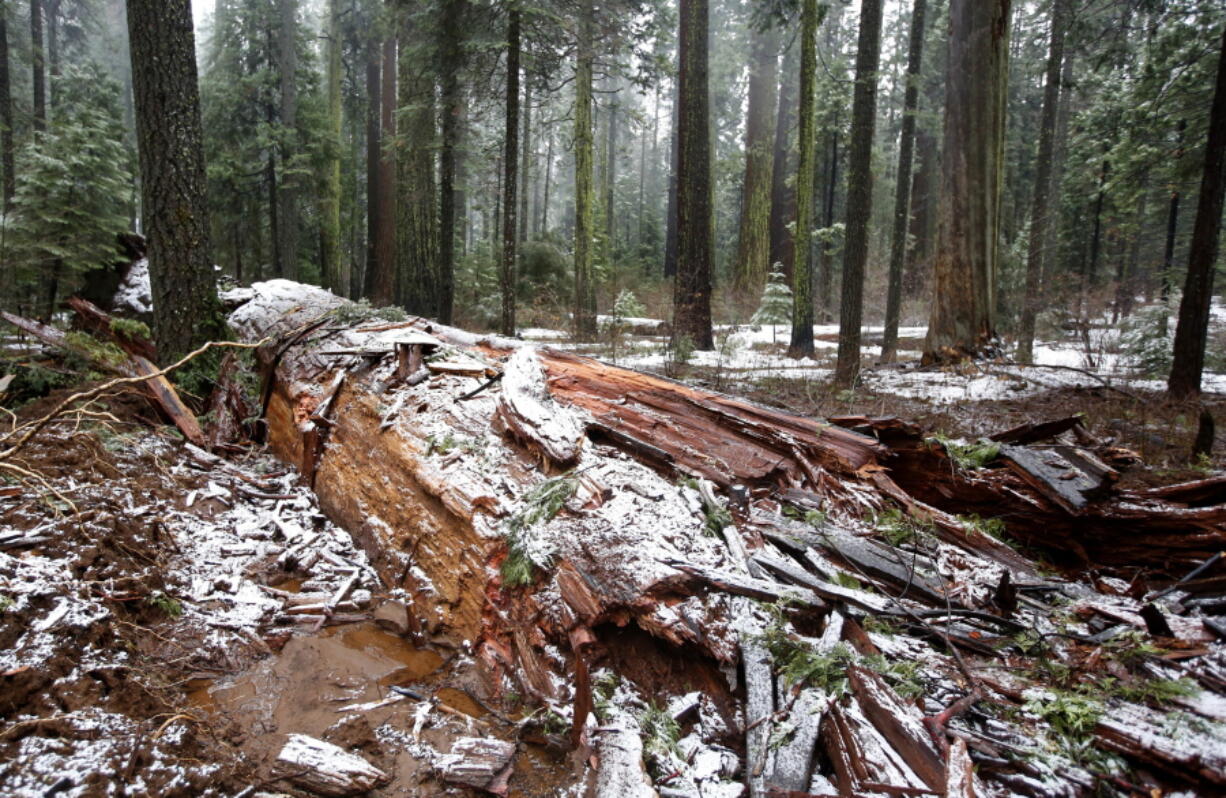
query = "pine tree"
xmin=7 ymin=64 xmax=131 ymax=314
xmin=751 ymin=268 xmax=792 ymax=344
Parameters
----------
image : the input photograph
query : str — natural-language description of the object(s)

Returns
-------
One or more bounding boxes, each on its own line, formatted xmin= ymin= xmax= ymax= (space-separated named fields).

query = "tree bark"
xmin=1160 ymin=118 xmax=1187 ymax=332
xmin=733 ymin=20 xmax=779 ymax=296
xmin=769 ymin=43 xmax=797 ymax=283
xmin=923 ymin=0 xmax=1011 ymax=363
xmin=880 ymin=0 xmax=928 ymax=364
xmin=832 ymin=0 xmax=883 ymax=383
xmin=321 ymin=0 xmax=344 ymax=296
xmin=395 ymin=4 xmax=438 ymax=316
xmin=500 ymin=2 xmax=521 ymax=336
xmin=663 ymin=75 xmax=679 ymax=278
xmin=1016 ymin=0 xmax=1070 ymax=363
xmin=673 ymin=0 xmax=714 ymax=351
xmin=519 ymin=73 xmax=531 ymax=247
xmin=30 ymin=0 xmax=43 ymax=133
xmin=1168 ymin=26 xmax=1226 ymax=400
xmin=363 ymin=39 xmax=381 ymax=300
xmin=437 ymin=0 xmax=463 ymax=324
xmin=126 ymin=0 xmax=224 ymax=364
xmin=788 ymin=0 xmax=823 ymax=360
xmin=276 ymin=0 xmax=299 ymax=281
xmin=604 ymin=78 xmax=617 ymax=261
xmin=0 ymin=3 xmax=14 ymax=213
xmin=371 ymin=32 xmax=397 ymax=306
xmin=44 ymin=0 xmax=56 ymax=108
xmin=573 ymin=4 xmax=597 ymax=338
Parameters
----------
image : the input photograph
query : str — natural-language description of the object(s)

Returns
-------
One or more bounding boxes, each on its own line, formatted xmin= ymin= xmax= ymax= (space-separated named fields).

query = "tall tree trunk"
xmin=276 ymin=0 xmax=299 ymax=281
xmin=663 ymin=75 xmax=679 ymax=278
xmin=437 ymin=0 xmax=464 ymax=324
xmin=573 ymin=2 xmax=597 ymax=337
xmin=0 ymin=3 xmax=14 ymax=213
xmin=1160 ymin=118 xmax=1187 ymax=333
xmin=518 ymin=74 xmax=531 ymax=247
xmin=540 ymin=122 xmax=552 ymax=235
xmin=733 ymin=20 xmax=779 ymax=297
xmin=30 ymin=0 xmax=43 ymax=133
xmin=1016 ymin=0 xmax=1069 ymax=363
xmin=923 ymin=0 xmax=1011 ymax=362
xmin=789 ymin=0 xmax=822 ymax=359
xmin=1086 ymin=153 xmax=1109 ymax=288
xmin=321 ymin=0 xmax=344 ymax=295
xmin=880 ymin=0 xmax=928 ymax=363
xmin=266 ymin=99 xmax=280 ymax=282
xmin=672 ymin=0 xmax=714 ymax=350
xmin=371 ymin=33 xmax=397 ymax=306
xmin=1168 ymin=26 xmax=1226 ymax=400
xmin=604 ymin=78 xmax=617 ymax=262
xmin=499 ymin=2 xmax=520 ymax=336
xmin=396 ymin=5 xmax=439 ymax=316
xmin=364 ymin=40 xmax=381 ymax=300
xmin=832 ymin=0 xmax=883 ymax=383
xmin=44 ymin=0 xmax=56 ymax=108
xmin=126 ymin=0 xmax=224 ymax=364
xmin=902 ymin=127 xmax=935 ymax=294
xmin=769 ymin=44 xmax=798 ymax=282
xmin=816 ymin=120 xmax=839 ymax=323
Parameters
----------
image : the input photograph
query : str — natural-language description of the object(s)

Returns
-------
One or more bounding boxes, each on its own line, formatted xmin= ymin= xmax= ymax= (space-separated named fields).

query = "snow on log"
xmin=494 ymin=347 xmax=586 ymax=468
xmin=272 ymin=733 xmax=388 ymax=796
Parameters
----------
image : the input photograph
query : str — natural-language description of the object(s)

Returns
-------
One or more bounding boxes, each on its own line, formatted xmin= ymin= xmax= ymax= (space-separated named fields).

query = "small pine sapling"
xmin=751 ymin=267 xmax=793 ymax=344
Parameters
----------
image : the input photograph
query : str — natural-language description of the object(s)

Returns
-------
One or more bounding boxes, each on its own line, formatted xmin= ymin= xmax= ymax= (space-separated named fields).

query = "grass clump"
xmin=958 ymin=513 xmax=1010 ymax=543
xmin=0 ymin=594 xmax=13 ymax=612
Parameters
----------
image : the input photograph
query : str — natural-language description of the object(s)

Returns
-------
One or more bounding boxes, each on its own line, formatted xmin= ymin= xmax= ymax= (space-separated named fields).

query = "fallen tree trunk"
xmin=229 ymin=281 xmax=1226 ymax=798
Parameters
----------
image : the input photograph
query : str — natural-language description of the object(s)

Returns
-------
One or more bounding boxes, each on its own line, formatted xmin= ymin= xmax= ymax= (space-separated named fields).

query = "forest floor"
xmin=1 ymin=296 xmax=1223 ymax=797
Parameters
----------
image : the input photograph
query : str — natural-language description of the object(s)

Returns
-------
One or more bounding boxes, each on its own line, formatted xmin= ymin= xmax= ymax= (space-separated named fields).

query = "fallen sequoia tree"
xmin=224 ymin=280 xmax=1223 ymax=795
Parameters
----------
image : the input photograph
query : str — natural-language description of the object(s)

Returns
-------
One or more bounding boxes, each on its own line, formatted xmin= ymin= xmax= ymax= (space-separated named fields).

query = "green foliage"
xmin=427 ymin=432 xmax=475 ymax=455
xmin=782 ymin=505 xmax=826 ymax=529
xmin=1026 ymin=690 xmax=1102 ymax=740
xmin=4 ymin=64 xmax=132 ymax=306
xmin=331 ymin=299 xmax=408 ymax=325
xmin=874 ymin=507 xmax=932 ymax=547
xmin=64 ymin=332 xmax=126 ymax=369
xmin=0 ymin=595 xmax=12 ymax=613
xmin=109 ymin=318 xmax=152 ymax=341
xmin=593 ymin=670 xmax=620 ymax=722
xmin=146 ymin=591 xmax=183 ymax=618
xmin=637 ymin=702 xmax=682 ymax=772
xmin=500 ymin=475 xmax=578 ymax=586
xmin=930 ymin=434 xmax=1000 ymax=470
xmin=958 ymin=513 xmax=1010 ymax=542
xmin=751 ymin=269 xmax=793 ymax=336
xmin=1121 ymin=304 xmax=1174 ymax=378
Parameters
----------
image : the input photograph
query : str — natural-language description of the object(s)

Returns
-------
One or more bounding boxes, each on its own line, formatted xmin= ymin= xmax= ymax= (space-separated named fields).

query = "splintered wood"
xmin=232 ymin=281 xmax=1226 ymax=798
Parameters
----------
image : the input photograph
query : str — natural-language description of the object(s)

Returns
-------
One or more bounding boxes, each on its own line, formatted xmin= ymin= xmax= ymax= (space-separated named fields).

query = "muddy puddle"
xmin=185 ymin=619 xmax=577 ymax=796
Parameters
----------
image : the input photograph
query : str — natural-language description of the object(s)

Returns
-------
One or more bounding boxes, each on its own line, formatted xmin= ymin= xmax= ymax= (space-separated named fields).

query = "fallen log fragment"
xmin=226 ymin=282 xmax=1226 ymax=798
xmin=435 ymin=737 xmax=515 ymax=795
xmin=272 ymin=733 xmax=388 ymax=796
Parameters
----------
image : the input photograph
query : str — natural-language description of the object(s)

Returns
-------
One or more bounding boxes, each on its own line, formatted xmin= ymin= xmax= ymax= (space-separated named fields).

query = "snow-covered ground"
xmin=521 ymin=300 xmax=1226 ymax=403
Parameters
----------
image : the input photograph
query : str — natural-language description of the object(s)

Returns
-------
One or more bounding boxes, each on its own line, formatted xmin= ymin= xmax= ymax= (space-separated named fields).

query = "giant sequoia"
xmin=924 ymin=0 xmax=1011 ymax=362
